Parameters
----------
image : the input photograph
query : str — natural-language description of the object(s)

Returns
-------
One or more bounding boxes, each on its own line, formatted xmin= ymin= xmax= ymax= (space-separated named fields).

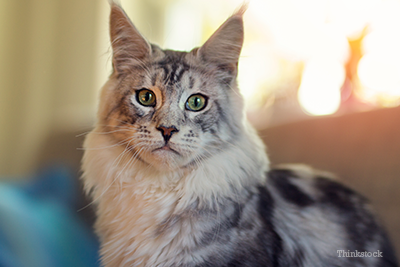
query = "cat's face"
xmin=98 ymin=4 xmax=246 ymax=171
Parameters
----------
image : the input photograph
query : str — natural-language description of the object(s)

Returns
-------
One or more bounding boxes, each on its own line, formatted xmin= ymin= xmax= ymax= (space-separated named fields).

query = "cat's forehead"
xmin=152 ymin=50 xmax=191 ymax=86
xmin=143 ymin=48 xmax=213 ymax=95
xmin=153 ymin=49 xmax=189 ymax=63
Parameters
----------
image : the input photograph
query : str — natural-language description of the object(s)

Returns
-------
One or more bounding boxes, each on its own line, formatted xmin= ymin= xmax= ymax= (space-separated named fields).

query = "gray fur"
xmin=82 ymin=3 xmax=398 ymax=267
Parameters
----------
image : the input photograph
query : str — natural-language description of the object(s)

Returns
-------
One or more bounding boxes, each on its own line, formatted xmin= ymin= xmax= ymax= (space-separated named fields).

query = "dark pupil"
xmin=143 ymin=92 xmax=151 ymax=102
xmin=194 ymin=97 xmax=200 ymax=107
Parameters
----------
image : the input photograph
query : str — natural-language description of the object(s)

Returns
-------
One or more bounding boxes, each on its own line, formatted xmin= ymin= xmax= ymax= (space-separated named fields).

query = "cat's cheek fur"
xmin=129 ymin=98 xmax=153 ymax=117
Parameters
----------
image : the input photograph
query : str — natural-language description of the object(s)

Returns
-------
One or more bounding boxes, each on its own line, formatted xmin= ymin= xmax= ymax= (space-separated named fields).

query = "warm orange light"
xmin=356 ymin=0 xmax=400 ymax=107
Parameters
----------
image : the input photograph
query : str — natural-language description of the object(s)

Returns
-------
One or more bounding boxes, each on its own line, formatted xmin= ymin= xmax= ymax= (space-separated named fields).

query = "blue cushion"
xmin=0 ymin=165 xmax=99 ymax=267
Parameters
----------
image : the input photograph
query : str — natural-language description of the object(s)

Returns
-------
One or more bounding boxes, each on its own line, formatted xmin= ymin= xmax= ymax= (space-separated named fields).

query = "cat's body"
xmin=82 ymin=2 xmax=398 ymax=266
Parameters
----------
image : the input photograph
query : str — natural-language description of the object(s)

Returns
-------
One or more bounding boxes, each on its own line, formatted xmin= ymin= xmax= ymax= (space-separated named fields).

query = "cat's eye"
xmin=186 ymin=94 xmax=207 ymax=112
xmin=136 ymin=89 xmax=156 ymax=107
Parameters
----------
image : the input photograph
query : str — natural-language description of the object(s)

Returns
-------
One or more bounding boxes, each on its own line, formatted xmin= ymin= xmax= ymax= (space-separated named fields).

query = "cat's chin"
xmin=141 ymin=147 xmax=185 ymax=171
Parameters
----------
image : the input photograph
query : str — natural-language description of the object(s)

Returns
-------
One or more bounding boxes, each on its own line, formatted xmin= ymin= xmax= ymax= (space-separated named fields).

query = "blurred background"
xmin=0 ymin=0 xmax=399 ymax=264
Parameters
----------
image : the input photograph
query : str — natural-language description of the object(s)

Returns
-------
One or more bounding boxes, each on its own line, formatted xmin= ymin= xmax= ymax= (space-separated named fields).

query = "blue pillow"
xmin=0 ymin=165 xmax=99 ymax=267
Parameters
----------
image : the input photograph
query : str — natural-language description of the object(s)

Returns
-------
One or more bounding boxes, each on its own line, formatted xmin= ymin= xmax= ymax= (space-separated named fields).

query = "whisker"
xmin=78 ymin=137 xmax=135 ymax=151
xmin=76 ymin=131 xmax=93 ymax=137
xmin=78 ymin=142 xmax=133 ymax=212
xmin=87 ymin=129 xmax=133 ymax=135
xmin=76 ymin=123 xmax=134 ymax=137
xmin=79 ymin=140 xmax=146 ymax=212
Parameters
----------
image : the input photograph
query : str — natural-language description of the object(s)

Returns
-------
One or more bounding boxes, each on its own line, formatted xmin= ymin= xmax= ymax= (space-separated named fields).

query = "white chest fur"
xmin=82 ymin=130 xmax=268 ymax=267
xmin=95 ymin=186 xmax=189 ymax=266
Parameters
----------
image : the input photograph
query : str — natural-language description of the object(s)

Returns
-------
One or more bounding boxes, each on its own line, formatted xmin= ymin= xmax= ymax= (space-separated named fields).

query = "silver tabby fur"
xmin=82 ymin=2 xmax=398 ymax=266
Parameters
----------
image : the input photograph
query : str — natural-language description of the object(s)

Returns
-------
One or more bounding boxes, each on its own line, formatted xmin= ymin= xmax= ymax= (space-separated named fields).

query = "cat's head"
xmin=97 ymin=3 xmax=247 ymax=171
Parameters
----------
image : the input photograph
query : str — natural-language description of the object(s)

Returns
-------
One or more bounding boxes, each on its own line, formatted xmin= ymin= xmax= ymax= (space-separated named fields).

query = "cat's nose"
xmin=156 ymin=125 xmax=179 ymax=142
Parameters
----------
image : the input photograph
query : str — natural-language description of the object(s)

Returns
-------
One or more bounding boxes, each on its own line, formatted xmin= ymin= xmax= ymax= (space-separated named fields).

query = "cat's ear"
xmin=197 ymin=5 xmax=247 ymax=72
xmin=109 ymin=2 xmax=151 ymax=74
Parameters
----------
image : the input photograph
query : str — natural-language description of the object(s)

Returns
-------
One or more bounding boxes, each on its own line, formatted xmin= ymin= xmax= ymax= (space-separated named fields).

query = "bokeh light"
xmin=215 ymin=0 xmax=400 ymax=115
xmin=356 ymin=0 xmax=400 ymax=107
xmin=298 ymin=58 xmax=345 ymax=115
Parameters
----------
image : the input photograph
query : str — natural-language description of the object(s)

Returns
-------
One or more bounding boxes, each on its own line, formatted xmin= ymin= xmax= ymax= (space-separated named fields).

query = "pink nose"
xmin=156 ymin=125 xmax=179 ymax=142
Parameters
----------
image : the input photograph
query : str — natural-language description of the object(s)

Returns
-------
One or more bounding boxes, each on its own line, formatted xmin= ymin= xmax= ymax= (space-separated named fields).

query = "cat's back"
xmin=261 ymin=165 xmax=398 ymax=267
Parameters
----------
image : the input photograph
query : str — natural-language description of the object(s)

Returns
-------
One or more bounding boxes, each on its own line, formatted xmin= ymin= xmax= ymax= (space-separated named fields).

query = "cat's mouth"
xmin=152 ymin=144 xmax=180 ymax=155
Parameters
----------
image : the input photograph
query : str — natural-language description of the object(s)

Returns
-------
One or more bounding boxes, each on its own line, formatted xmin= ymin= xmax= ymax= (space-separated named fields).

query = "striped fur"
xmin=82 ymin=2 xmax=398 ymax=267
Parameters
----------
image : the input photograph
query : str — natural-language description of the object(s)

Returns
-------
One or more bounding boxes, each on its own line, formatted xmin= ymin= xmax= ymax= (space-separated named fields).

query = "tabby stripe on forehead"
xmin=151 ymin=72 xmax=158 ymax=86
xmin=155 ymin=62 xmax=190 ymax=86
xmin=167 ymin=64 xmax=188 ymax=85
xmin=168 ymin=64 xmax=179 ymax=85
xmin=189 ymin=76 xmax=195 ymax=89
xmin=175 ymin=64 xmax=189 ymax=84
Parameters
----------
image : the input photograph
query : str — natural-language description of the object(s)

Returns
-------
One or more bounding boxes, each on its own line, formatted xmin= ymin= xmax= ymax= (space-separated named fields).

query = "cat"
xmin=82 ymin=2 xmax=398 ymax=267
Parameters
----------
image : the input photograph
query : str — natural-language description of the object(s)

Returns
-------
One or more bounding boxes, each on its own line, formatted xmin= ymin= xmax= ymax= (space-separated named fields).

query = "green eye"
xmin=137 ymin=89 xmax=156 ymax=106
xmin=186 ymin=94 xmax=207 ymax=111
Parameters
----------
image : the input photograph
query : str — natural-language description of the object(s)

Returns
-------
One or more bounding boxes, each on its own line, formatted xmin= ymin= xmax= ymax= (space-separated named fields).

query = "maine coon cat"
xmin=82 ymin=2 xmax=398 ymax=266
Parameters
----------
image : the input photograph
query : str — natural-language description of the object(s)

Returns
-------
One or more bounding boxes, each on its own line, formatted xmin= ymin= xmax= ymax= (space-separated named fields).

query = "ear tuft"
xmin=109 ymin=3 xmax=151 ymax=74
xmin=198 ymin=4 xmax=247 ymax=71
xmin=233 ymin=3 xmax=248 ymax=17
xmin=108 ymin=0 xmax=121 ymax=7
